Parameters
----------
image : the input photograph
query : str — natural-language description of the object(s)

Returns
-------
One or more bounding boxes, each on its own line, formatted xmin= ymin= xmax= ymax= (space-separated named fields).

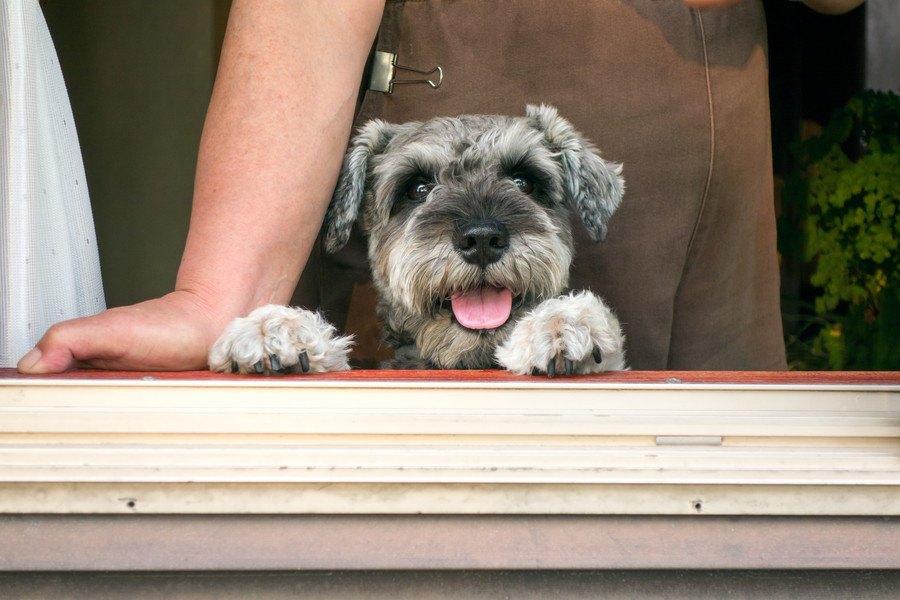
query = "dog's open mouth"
xmin=449 ymin=286 xmax=513 ymax=330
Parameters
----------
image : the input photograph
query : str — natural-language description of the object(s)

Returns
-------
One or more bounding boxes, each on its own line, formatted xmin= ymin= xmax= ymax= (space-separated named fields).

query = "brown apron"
xmin=295 ymin=0 xmax=787 ymax=370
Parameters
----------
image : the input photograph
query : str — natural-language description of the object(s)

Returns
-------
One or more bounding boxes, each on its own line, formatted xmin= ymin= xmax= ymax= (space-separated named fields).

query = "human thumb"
xmin=16 ymin=338 xmax=79 ymax=374
xmin=16 ymin=347 xmax=44 ymax=373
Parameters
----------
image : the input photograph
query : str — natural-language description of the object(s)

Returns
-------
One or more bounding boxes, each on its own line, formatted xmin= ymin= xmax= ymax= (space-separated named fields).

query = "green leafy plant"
xmin=781 ymin=90 xmax=900 ymax=370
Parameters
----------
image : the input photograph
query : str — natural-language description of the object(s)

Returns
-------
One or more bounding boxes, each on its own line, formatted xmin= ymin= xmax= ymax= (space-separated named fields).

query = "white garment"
xmin=1 ymin=0 xmax=105 ymax=366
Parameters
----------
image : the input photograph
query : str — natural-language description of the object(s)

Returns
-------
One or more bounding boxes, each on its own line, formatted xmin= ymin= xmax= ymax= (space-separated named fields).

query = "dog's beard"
xmin=377 ymin=226 xmax=573 ymax=332
xmin=366 ymin=178 xmax=577 ymax=368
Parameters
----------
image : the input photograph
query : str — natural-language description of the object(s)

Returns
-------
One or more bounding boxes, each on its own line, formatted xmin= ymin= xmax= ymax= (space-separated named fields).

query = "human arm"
xmin=682 ymin=0 xmax=864 ymax=13
xmin=17 ymin=0 xmax=385 ymax=373
xmin=797 ymin=0 xmax=864 ymax=14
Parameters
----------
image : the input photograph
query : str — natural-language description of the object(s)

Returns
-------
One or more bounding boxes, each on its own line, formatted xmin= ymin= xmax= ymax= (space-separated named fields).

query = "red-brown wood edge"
xmin=2 ymin=368 xmax=898 ymax=385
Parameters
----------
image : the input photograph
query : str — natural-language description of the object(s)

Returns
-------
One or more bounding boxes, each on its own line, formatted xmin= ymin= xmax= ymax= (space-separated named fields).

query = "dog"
xmin=208 ymin=105 xmax=627 ymax=376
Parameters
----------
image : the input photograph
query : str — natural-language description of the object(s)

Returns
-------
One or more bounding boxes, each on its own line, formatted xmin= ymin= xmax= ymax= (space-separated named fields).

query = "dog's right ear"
xmin=323 ymin=119 xmax=397 ymax=253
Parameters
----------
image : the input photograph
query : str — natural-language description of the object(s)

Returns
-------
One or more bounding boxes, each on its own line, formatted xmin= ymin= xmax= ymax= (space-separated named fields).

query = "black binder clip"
xmin=367 ymin=51 xmax=443 ymax=94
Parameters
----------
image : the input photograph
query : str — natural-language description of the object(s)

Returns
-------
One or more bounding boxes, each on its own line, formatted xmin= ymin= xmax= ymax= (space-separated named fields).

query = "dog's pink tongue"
xmin=450 ymin=287 xmax=513 ymax=330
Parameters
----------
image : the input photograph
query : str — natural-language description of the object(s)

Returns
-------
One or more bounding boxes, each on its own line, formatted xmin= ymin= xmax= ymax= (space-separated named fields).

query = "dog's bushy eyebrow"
xmin=499 ymin=146 xmax=555 ymax=177
xmin=370 ymin=146 xmax=449 ymax=222
xmin=377 ymin=155 xmax=438 ymax=201
xmin=378 ymin=142 xmax=450 ymax=183
xmin=497 ymin=145 xmax=563 ymax=199
xmin=396 ymin=155 xmax=441 ymax=182
xmin=482 ymin=124 xmax=560 ymax=184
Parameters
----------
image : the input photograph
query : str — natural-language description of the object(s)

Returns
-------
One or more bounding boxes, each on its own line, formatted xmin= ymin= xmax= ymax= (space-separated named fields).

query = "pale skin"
xmin=17 ymin=0 xmax=865 ymax=374
xmin=683 ymin=0 xmax=863 ymax=12
xmin=18 ymin=0 xmax=386 ymax=373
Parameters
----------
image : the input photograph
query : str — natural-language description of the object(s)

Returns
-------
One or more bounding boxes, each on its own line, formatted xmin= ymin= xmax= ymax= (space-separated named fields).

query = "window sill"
xmin=1 ymin=368 xmax=898 ymax=570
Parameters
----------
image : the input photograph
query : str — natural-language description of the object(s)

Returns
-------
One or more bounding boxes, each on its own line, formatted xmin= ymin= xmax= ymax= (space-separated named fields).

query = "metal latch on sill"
xmin=655 ymin=436 xmax=723 ymax=446
xmin=368 ymin=51 xmax=443 ymax=93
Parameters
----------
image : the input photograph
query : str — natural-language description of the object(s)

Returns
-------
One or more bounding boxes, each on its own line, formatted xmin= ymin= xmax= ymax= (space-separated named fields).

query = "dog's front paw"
xmin=208 ymin=305 xmax=353 ymax=375
xmin=495 ymin=291 xmax=626 ymax=376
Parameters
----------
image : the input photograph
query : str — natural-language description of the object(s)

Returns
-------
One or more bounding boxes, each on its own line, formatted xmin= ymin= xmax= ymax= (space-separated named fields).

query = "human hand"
xmin=798 ymin=0 xmax=864 ymax=14
xmin=682 ymin=0 xmax=863 ymax=12
xmin=16 ymin=290 xmax=224 ymax=373
xmin=681 ymin=0 xmax=745 ymax=7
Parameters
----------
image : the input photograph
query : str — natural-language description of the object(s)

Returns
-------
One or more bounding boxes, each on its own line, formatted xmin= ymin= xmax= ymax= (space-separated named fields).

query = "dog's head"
xmin=325 ymin=104 xmax=624 ymax=367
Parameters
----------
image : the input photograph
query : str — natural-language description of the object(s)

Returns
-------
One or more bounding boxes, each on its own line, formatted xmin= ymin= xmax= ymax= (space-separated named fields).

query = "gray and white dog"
xmin=209 ymin=105 xmax=627 ymax=376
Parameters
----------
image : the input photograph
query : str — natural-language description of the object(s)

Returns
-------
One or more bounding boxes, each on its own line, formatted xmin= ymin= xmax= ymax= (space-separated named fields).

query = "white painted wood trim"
xmin=1 ymin=376 xmax=898 ymax=515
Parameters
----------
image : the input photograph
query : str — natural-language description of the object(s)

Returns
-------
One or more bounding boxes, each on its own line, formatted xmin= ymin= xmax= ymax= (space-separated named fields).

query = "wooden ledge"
xmin=1 ymin=368 xmax=898 ymax=517
xmin=2 ymin=369 xmax=899 ymax=571
xmin=4 ymin=367 xmax=900 ymax=385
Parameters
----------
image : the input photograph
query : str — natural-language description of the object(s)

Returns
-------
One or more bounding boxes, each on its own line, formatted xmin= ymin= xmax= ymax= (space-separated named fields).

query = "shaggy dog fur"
xmin=209 ymin=105 xmax=627 ymax=376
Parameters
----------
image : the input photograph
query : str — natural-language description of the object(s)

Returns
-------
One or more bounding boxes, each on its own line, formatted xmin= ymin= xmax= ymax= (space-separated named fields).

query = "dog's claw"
xmin=299 ymin=350 xmax=310 ymax=373
xmin=270 ymin=354 xmax=282 ymax=373
xmin=564 ymin=358 xmax=574 ymax=375
xmin=546 ymin=359 xmax=556 ymax=378
xmin=253 ymin=361 xmax=264 ymax=374
xmin=531 ymin=367 xmax=541 ymax=377
xmin=592 ymin=347 xmax=603 ymax=364
xmin=231 ymin=361 xmax=239 ymax=374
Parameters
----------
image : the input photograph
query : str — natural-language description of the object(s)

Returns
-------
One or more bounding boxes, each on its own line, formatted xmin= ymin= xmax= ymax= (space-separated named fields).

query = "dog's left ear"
xmin=324 ymin=119 xmax=398 ymax=253
xmin=526 ymin=104 xmax=624 ymax=242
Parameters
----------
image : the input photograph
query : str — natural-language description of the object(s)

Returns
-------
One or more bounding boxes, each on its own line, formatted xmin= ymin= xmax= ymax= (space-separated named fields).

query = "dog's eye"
xmin=512 ymin=175 xmax=534 ymax=195
xmin=405 ymin=180 xmax=435 ymax=202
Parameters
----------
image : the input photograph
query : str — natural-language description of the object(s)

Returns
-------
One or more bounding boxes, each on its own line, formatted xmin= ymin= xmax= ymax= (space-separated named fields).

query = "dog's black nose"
xmin=454 ymin=220 xmax=509 ymax=268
